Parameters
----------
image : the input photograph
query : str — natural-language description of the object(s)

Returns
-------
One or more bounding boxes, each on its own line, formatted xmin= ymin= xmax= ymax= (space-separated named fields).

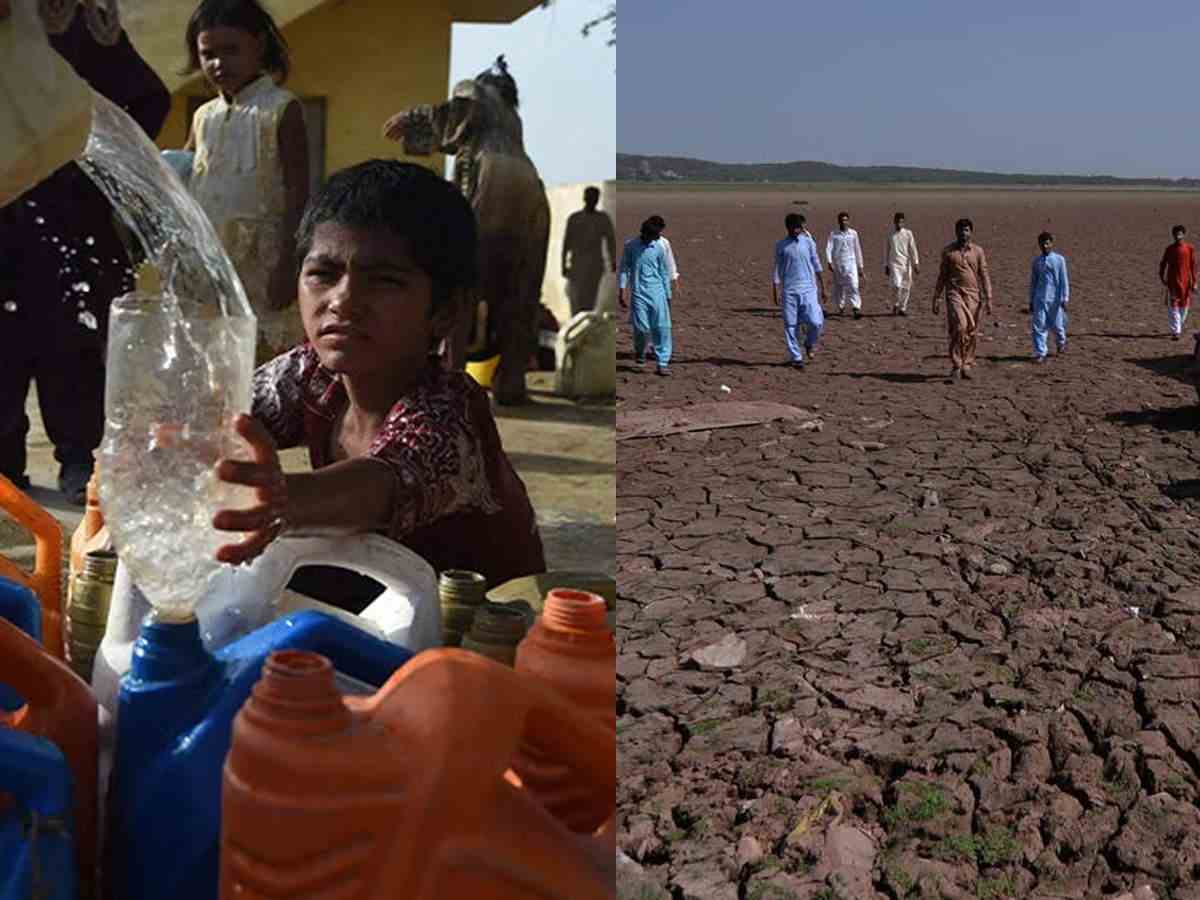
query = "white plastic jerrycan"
xmin=91 ymin=533 xmax=440 ymax=714
xmin=554 ymin=310 xmax=616 ymax=399
xmin=0 ymin=0 xmax=95 ymax=207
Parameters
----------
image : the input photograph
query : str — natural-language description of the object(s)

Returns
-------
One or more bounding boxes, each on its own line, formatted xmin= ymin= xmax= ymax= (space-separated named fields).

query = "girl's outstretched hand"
xmin=212 ymin=414 xmax=289 ymax=565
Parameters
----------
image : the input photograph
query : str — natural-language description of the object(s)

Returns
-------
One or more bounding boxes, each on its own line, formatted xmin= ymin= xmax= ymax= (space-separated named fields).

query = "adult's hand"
xmin=212 ymin=414 xmax=290 ymax=565
xmin=618 ymin=289 xmax=628 ymax=310
xmin=932 ymin=296 xmax=941 ymax=315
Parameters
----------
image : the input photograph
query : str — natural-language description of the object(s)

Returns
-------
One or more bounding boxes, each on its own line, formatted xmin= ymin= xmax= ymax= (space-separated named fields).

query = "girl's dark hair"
xmin=183 ymin=0 xmax=290 ymax=81
xmin=295 ymin=160 xmax=478 ymax=316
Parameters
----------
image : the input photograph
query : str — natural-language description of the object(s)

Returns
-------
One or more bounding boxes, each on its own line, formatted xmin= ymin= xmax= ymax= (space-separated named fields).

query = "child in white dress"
xmin=182 ymin=0 xmax=310 ymax=362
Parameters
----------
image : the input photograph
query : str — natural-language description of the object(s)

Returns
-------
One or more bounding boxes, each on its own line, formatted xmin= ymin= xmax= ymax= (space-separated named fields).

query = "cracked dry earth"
xmin=615 ymin=189 xmax=1200 ymax=900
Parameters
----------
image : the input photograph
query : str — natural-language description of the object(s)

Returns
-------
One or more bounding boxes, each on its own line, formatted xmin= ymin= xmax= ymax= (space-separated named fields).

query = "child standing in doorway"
xmin=182 ymin=0 xmax=310 ymax=363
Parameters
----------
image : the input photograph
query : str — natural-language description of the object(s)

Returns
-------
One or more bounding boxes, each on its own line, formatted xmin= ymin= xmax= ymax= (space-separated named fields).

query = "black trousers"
xmin=0 ymin=166 xmax=134 ymax=477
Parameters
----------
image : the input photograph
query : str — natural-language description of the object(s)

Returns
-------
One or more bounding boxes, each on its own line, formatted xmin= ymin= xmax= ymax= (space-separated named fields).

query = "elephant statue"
xmin=383 ymin=56 xmax=550 ymax=406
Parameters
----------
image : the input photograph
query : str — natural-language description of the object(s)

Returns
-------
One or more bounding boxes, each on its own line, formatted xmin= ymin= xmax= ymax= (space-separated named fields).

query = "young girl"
xmin=210 ymin=160 xmax=546 ymax=605
xmin=182 ymin=0 xmax=310 ymax=363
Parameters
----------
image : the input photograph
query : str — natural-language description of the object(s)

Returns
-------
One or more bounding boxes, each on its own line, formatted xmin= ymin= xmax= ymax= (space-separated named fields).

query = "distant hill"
xmin=617 ymin=153 xmax=1200 ymax=188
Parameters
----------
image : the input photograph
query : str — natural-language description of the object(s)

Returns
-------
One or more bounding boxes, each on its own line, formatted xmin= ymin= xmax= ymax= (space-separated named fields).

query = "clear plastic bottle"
xmin=97 ymin=292 xmax=255 ymax=619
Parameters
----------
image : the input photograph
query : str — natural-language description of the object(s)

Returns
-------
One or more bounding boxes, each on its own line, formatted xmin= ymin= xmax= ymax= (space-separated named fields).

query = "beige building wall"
xmin=542 ymin=179 xmax=617 ymax=328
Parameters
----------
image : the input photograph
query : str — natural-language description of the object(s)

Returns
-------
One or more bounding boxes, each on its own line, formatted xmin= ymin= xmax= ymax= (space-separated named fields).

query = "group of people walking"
xmin=620 ymin=210 xmax=1199 ymax=381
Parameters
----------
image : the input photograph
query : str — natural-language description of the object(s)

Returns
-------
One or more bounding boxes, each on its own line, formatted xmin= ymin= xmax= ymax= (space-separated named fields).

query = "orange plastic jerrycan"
xmin=219 ymin=649 xmax=615 ymax=899
xmin=0 ymin=616 xmax=99 ymax=895
xmin=513 ymin=588 xmax=615 ymax=834
xmin=0 ymin=474 xmax=65 ymax=660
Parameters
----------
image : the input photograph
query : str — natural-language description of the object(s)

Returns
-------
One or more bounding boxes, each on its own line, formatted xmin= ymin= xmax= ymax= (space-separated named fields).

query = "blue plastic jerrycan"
xmin=0 ymin=727 xmax=76 ymax=900
xmin=0 ymin=576 xmax=42 ymax=714
xmin=102 ymin=609 xmax=414 ymax=900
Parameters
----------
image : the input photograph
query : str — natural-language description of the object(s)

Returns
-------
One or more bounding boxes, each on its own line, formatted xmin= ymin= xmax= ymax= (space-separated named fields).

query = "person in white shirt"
xmin=647 ymin=216 xmax=680 ymax=287
xmin=884 ymin=212 xmax=920 ymax=316
xmin=826 ymin=211 xmax=865 ymax=318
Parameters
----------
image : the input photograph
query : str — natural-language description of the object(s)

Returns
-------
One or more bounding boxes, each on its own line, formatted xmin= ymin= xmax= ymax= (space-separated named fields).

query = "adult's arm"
xmin=854 ymin=231 xmax=864 ymax=270
xmin=617 ymin=240 xmax=632 ymax=307
xmin=602 ymin=212 xmax=617 ymax=272
xmin=910 ymin=231 xmax=920 ymax=272
xmin=1028 ymin=258 xmax=1037 ymax=309
xmin=932 ymin=249 xmax=949 ymax=300
xmin=662 ymin=238 xmax=679 ymax=281
xmin=977 ymin=247 xmax=994 ymax=305
xmin=561 ymin=212 xmax=577 ymax=276
xmin=810 ymin=241 xmax=826 ymax=299
xmin=1159 ymin=248 xmax=1170 ymax=285
xmin=50 ymin=18 xmax=170 ymax=140
xmin=1059 ymin=256 xmax=1070 ymax=305
xmin=770 ymin=244 xmax=780 ymax=305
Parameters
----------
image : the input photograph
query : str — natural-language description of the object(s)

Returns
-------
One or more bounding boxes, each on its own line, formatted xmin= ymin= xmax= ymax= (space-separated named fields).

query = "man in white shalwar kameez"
xmin=884 ymin=212 xmax=920 ymax=315
xmin=826 ymin=211 xmax=865 ymax=318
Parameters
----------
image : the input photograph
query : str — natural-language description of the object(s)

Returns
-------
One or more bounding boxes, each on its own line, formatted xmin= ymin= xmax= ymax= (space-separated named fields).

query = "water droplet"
xmin=50 ymin=236 xmax=59 ymax=243
xmin=77 ymin=310 xmax=99 ymax=330
xmin=89 ymin=257 xmax=101 ymax=265
xmin=26 ymin=200 xmax=37 ymax=207
xmin=3 ymin=301 xmax=17 ymax=312
xmin=34 ymin=216 xmax=45 ymax=225
xmin=72 ymin=281 xmax=91 ymax=294
xmin=85 ymin=236 xmax=96 ymax=246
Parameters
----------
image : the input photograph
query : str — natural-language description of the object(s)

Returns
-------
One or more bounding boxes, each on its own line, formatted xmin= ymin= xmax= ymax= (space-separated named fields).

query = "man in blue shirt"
xmin=772 ymin=213 xmax=827 ymax=368
xmin=1028 ymin=231 xmax=1069 ymax=363
xmin=619 ymin=216 xmax=674 ymax=376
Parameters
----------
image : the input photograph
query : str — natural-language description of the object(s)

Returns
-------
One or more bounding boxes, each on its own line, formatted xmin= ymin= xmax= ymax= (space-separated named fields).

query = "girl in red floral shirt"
xmin=211 ymin=160 xmax=545 ymax=598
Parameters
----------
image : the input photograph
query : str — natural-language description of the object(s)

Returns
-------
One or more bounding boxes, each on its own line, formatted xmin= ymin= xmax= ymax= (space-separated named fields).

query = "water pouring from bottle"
xmin=76 ymin=93 xmax=257 ymax=620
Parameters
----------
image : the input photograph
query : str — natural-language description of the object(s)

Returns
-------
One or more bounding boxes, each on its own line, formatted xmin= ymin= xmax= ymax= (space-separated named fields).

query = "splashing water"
xmin=79 ymin=93 xmax=257 ymax=618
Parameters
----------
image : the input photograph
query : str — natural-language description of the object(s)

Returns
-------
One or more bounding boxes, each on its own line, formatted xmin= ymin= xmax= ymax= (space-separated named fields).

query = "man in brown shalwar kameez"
xmin=932 ymin=218 xmax=993 ymax=380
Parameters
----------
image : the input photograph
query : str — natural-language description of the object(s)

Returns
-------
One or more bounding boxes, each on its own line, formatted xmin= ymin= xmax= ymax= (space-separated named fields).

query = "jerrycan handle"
xmin=383 ymin=650 xmax=615 ymax=806
xmin=562 ymin=311 xmax=596 ymax=349
xmin=0 ymin=617 xmax=78 ymax=710
xmin=0 ymin=475 xmax=65 ymax=659
xmin=198 ymin=532 xmax=440 ymax=652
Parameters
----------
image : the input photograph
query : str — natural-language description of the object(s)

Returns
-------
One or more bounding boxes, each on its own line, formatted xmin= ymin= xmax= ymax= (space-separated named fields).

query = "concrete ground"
xmin=0 ymin=371 xmax=613 ymax=584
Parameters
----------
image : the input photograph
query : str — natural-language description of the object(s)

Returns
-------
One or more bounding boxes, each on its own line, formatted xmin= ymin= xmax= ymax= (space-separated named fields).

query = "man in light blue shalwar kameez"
xmin=772 ymin=213 xmax=827 ymax=368
xmin=1028 ymin=231 xmax=1069 ymax=363
xmin=619 ymin=217 xmax=674 ymax=376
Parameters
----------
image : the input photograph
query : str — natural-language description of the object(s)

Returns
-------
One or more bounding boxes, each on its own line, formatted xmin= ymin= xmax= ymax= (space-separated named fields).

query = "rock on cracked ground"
xmin=616 ymin=189 xmax=1200 ymax=900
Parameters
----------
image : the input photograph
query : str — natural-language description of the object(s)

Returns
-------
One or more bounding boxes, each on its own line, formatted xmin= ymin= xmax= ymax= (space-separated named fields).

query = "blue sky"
xmin=449 ymin=0 xmax=615 ymax=186
xmin=618 ymin=1 xmax=1200 ymax=178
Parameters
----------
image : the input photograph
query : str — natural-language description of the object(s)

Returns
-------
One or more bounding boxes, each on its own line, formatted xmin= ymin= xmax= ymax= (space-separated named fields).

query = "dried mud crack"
xmin=616 ymin=189 xmax=1200 ymax=900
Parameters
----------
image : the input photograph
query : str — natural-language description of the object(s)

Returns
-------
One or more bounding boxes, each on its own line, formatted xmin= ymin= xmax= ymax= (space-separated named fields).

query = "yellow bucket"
xmin=466 ymin=354 xmax=501 ymax=389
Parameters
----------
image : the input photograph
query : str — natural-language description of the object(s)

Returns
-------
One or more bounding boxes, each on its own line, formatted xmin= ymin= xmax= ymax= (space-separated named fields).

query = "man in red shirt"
xmin=1159 ymin=225 xmax=1197 ymax=341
